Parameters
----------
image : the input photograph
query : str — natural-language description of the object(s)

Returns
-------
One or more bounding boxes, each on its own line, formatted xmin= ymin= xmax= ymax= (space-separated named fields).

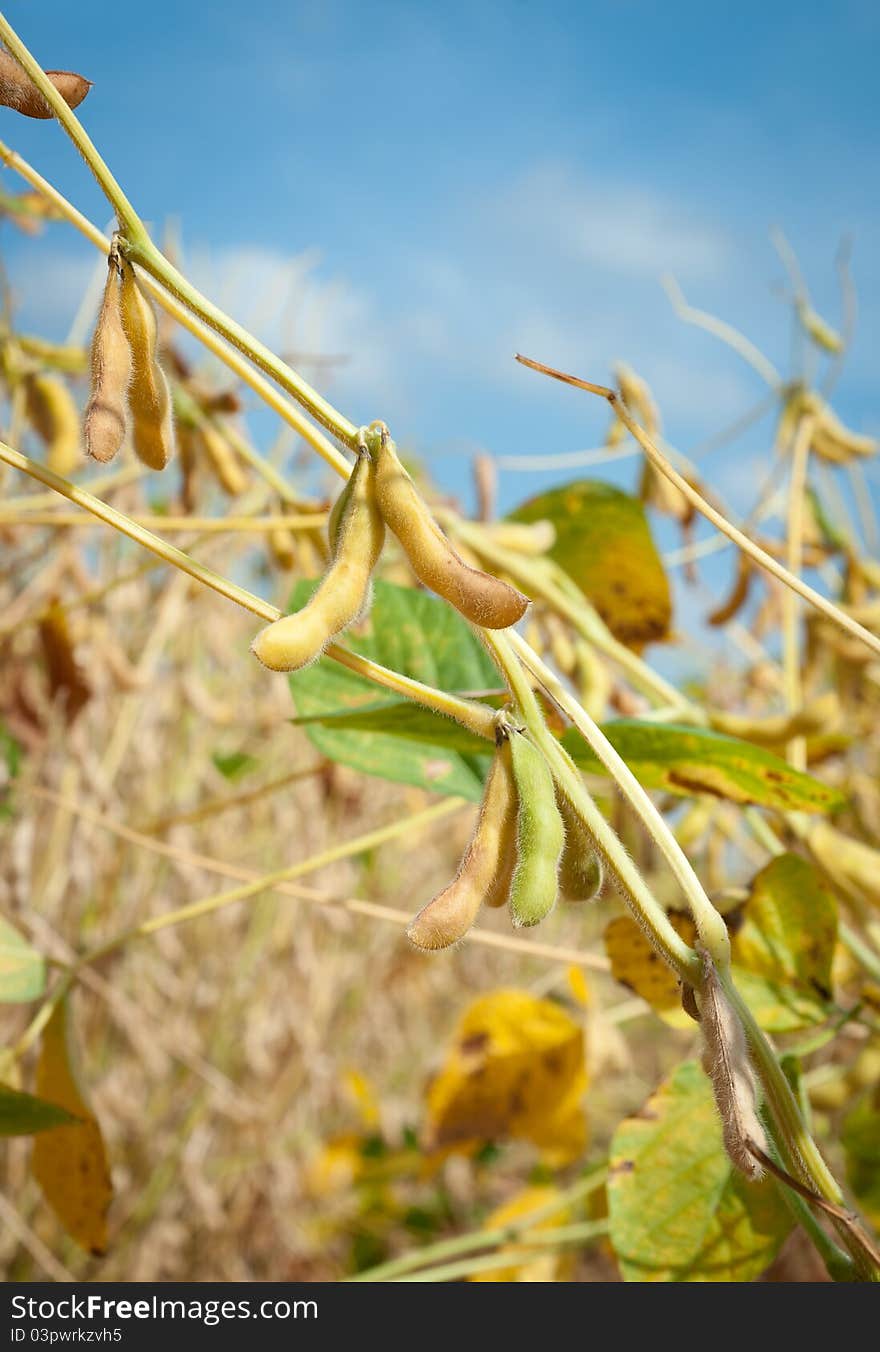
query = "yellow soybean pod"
xmin=119 ymin=259 xmax=174 ymax=470
xmin=25 ymin=373 xmax=80 ymax=476
xmin=251 ymin=450 xmax=384 ymax=672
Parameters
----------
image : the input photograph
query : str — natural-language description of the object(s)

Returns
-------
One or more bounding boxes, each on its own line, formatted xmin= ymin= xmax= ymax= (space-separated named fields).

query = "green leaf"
xmin=0 ymin=723 xmax=22 ymax=820
xmin=290 ymin=689 xmax=843 ymax=813
xmin=288 ymin=581 xmax=496 ymax=801
xmin=0 ymin=1083 xmax=78 ymax=1136
xmin=509 ymin=480 xmax=671 ymax=646
xmin=211 ymin=750 xmax=259 ymax=781
xmin=842 ymin=1085 xmax=880 ymax=1230
xmin=608 ymin=1060 xmax=792 ymax=1282
xmin=0 ymin=916 xmax=45 ymax=1003
xmin=732 ymin=854 xmax=837 ymax=1033
xmin=563 ymin=720 xmax=845 ymax=814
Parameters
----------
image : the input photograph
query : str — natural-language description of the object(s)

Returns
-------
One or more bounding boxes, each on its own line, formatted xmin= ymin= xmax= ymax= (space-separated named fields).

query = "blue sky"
xmin=2 ymin=1 xmax=878 ymax=668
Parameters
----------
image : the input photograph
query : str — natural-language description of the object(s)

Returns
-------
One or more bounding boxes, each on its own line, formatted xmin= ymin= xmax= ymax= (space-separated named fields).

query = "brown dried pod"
xmin=0 ymin=51 xmax=91 ymax=120
xmin=118 ymin=259 xmax=174 ymax=470
xmin=696 ymin=948 xmax=768 ymax=1181
xmin=84 ymin=258 xmax=131 ymax=463
xmin=407 ymin=739 xmax=518 ymax=949
xmin=374 ymin=434 xmax=529 ymax=629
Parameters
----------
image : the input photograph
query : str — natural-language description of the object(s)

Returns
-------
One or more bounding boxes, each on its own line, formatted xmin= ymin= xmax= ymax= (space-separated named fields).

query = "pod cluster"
xmin=406 ymin=720 xmax=603 ymax=952
xmin=777 ymin=385 xmax=877 ymax=464
xmin=251 ymin=424 xmax=531 ymax=673
xmin=84 ymin=250 xmax=174 ymax=469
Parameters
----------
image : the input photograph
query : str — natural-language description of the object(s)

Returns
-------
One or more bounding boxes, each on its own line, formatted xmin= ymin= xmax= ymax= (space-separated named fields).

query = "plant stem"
xmin=0 ymin=15 xmax=358 ymax=449
xmin=482 ymin=628 xmax=701 ymax=983
xmin=0 ymin=443 xmax=496 ymax=741
xmin=662 ymin=274 xmax=782 ymax=389
xmin=347 ymin=1166 xmax=608 ymax=1282
xmin=723 ymin=970 xmax=876 ymax=1280
xmin=515 ymin=356 xmax=880 ymax=661
xmin=783 ymin=417 xmax=813 ymax=769
xmin=447 ymin=513 xmax=697 ymax=715
xmin=0 ymin=15 xmax=144 ymax=241
xmin=507 ymin=628 xmax=731 ymax=966
xmin=0 ymin=139 xmax=352 ymax=480
xmin=0 ymin=511 xmax=326 ymax=533
xmin=392 ymin=1219 xmax=610 ymax=1282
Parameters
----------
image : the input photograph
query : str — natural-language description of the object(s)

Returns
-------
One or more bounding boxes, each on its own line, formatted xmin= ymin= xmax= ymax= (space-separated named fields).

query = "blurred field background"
xmin=0 ymin=1 xmax=879 ymax=1282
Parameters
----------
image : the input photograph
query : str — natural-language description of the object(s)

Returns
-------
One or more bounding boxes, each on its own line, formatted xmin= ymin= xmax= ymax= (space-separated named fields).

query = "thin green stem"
xmin=0 ymin=139 xmax=352 ymax=479
xmin=482 ymin=628 xmax=700 ymax=983
xmin=723 ymin=970 xmax=876 ymax=1280
xmin=392 ymin=1219 xmax=609 ymax=1282
xmin=506 ymin=628 xmax=731 ymax=966
xmin=0 ymin=14 xmax=144 ymax=241
xmin=125 ymin=237 xmax=358 ymax=448
xmin=0 ymin=443 xmax=496 ymax=741
xmin=348 ymin=1167 xmax=608 ymax=1282
xmin=0 ymin=15 xmax=356 ymax=449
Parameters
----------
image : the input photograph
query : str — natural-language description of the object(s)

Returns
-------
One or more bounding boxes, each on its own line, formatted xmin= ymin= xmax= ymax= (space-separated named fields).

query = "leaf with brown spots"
xmin=732 ymin=854 xmax=837 ymax=1032
xmin=509 ymin=480 xmax=671 ymax=647
xmin=604 ymin=911 xmax=696 ymax=1026
xmin=31 ymin=997 xmax=112 ymax=1255
xmin=424 ymin=989 xmax=587 ymax=1164
xmin=562 ymin=721 xmax=845 ymax=814
xmin=608 ymin=1060 xmax=792 ymax=1281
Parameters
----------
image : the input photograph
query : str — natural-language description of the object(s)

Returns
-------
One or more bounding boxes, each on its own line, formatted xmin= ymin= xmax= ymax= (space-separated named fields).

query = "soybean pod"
xmin=251 ymin=449 xmax=384 ymax=672
xmin=507 ymin=728 xmax=564 ymax=928
xmin=556 ymin=790 xmax=603 ymax=903
xmin=84 ymin=256 xmax=131 ymax=464
xmin=373 ymin=434 xmax=529 ymax=629
xmin=407 ymin=740 xmax=518 ymax=950
xmin=118 ymin=258 xmax=175 ymax=470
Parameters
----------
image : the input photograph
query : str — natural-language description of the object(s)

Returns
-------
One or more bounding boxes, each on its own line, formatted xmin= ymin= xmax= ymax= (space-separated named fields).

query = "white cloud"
xmin=490 ymin=160 xmax=732 ymax=282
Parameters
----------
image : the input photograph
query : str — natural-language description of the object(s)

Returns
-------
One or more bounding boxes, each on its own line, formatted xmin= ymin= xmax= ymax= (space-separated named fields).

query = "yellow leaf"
xmin=469 ymin=1186 xmax=574 ymax=1282
xmin=31 ymin=997 xmax=112 ymax=1255
xmin=343 ymin=1068 xmax=380 ymax=1129
xmin=604 ymin=912 xmax=696 ymax=1025
xmin=424 ymin=989 xmax=587 ymax=1157
xmin=566 ymin=965 xmax=591 ymax=1008
xmin=305 ymin=1133 xmax=365 ymax=1197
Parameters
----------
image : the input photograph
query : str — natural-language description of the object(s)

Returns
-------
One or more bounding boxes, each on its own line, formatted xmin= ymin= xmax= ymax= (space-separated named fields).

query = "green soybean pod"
xmin=251 ymin=450 xmax=385 ymax=672
xmin=507 ymin=729 xmax=564 ymax=928
xmin=556 ymin=790 xmax=603 ymax=903
xmin=407 ymin=744 xmax=518 ymax=951
xmin=326 ymin=459 xmax=358 ymax=553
